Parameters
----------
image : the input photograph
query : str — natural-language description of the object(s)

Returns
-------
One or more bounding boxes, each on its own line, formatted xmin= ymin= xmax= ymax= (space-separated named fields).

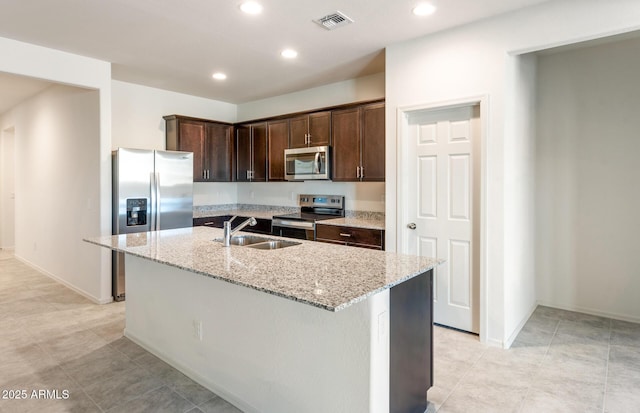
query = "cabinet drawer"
xmin=316 ymin=224 xmax=384 ymax=250
xmin=193 ymin=216 xmax=232 ymax=228
xmin=193 ymin=216 xmax=271 ymax=234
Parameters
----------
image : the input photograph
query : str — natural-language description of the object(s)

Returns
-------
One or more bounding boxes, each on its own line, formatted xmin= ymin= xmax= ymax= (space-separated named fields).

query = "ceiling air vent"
xmin=314 ymin=11 xmax=354 ymax=31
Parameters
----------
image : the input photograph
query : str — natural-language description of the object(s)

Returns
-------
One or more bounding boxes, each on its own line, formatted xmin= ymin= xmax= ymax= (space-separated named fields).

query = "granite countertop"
xmin=319 ymin=217 xmax=385 ymax=230
xmin=85 ymin=227 xmax=440 ymax=312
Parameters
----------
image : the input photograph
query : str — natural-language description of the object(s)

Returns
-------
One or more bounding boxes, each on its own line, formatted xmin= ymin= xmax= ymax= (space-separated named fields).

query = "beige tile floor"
xmin=1 ymin=251 xmax=639 ymax=412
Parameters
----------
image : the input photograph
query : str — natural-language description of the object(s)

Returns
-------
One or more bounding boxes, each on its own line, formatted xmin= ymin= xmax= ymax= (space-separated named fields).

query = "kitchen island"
xmin=86 ymin=226 xmax=441 ymax=413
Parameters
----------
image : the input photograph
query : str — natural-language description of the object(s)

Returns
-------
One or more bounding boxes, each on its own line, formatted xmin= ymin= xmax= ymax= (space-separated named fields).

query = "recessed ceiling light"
xmin=281 ymin=49 xmax=298 ymax=59
xmin=240 ymin=1 xmax=263 ymax=15
xmin=212 ymin=72 xmax=227 ymax=80
xmin=412 ymin=3 xmax=437 ymax=16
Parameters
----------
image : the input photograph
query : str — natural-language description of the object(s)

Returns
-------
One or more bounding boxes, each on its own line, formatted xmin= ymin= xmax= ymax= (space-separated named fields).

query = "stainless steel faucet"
xmin=223 ymin=216 xmax=257 ymax=247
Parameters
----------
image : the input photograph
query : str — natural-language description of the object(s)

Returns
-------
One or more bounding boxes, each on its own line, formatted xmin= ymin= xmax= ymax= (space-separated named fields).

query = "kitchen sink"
xmin=213 ymin=235 xmax=271 ymax=246
xmin=246 ymin=240 xmax=302 ymax=250
xmin=213 ymin=236 xmax=300 ymax=249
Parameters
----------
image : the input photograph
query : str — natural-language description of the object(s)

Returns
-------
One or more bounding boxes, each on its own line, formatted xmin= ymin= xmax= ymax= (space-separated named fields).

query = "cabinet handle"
xmin=360 ymin=166 xmax=364 ymax=179
xmin=339 ymin=233 xmax=352 ymax=237
xmin=246 ymin=170 xmax=250 ymax=180
xmin=206 ymin=170 xmax=210 ymax=180
xmin=356 ymin=166 xmax=360 ymax=178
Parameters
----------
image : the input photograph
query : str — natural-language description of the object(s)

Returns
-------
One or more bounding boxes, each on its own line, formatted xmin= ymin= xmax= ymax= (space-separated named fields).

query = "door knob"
xmin=407 ymin=223 xmax=417 ymax=230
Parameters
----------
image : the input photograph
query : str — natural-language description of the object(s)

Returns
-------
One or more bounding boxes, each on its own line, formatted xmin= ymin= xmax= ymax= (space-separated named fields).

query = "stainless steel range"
xmin=272 ymin=194 xmax=345 ymax=240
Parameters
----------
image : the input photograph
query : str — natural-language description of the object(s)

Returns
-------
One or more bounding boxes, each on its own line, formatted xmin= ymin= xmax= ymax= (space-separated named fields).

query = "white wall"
xmin=0 ymin=36 xmax=112 ymax=302
xmin=236 ymin=72 xmax=385 ymax=122
xmin=503 ymin=53 xmax=538 ymax=345
xmin=385 ymin=0 xmax=640 ymax=346
xmin=0 ymin=84 xmax=104 ymax=300
xmin=535 ymin=36 xmax=640 ymax=322
xmin=111 ymin=80 xmax=237 ymax=150
xmin=0 ymin=127 xmax=15 ymax=249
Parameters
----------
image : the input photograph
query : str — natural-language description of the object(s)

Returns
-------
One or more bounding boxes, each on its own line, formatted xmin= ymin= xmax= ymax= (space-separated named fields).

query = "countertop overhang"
xmin=85 ymin=227 xmax=441 ymax=312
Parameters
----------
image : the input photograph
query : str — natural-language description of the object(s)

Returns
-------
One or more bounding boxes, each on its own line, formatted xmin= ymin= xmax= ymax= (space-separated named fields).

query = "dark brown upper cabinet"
xmin=236 ymin=122 xmax=267 ymax=182
xmin=332 ymin=102 xmax=385 ymax=182
xmin=289 ymin=111 xmax=331 ymax=148
xmin=267 ymin=119 xmax=289 ymax=181
xmin=164 ymin=115 xmax=234 ymax=182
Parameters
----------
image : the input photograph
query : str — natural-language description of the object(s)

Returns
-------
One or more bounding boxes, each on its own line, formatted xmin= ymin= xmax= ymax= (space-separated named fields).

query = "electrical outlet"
xmin=192 ymin=320 xmax=203 ymax=341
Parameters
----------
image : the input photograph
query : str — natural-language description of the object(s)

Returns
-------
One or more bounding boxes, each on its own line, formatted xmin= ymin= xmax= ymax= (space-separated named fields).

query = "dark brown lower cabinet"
xmin=193 ymin=216 xmax=272 ymax=235
xmin=315 ymin=224 xmax=385 ymax=250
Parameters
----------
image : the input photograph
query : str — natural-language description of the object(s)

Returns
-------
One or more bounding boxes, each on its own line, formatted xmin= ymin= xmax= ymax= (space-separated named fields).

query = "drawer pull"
xmin=204 ymin=222 xmax=215 ymax=226
xmin=339 ymin=233 xmax=352 ymax=237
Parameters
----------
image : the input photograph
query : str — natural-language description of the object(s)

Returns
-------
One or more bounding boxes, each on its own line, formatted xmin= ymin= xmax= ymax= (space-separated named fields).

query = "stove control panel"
xmin=299 ymin=194 xmax=344 ymax=210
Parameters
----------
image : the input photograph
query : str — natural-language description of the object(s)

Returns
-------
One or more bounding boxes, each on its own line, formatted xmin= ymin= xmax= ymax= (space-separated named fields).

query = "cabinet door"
xmin=331 ymin=107 xmax=361 ymax=181
xmin=178 ymin=120 xmax=207 ymax=182
xmin=206 ymin=123 xmax=234 ymax=182
xmin=236 ymin=125 xmax=251 ymax=182
xmin=289 ymin=116 xmax=308 ymax=148
xmin=308 ymin=111 xmax=331 ymax=147
xmin=361 ymin=103 xmax=385 ymax=181
xmin=267 ymin=119 xmax=288 ymax=181
xmin=252 ymin=123 xmax=268 ymax=182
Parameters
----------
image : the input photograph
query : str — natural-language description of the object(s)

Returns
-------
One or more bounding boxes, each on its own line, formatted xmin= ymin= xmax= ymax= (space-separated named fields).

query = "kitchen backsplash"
xmin=194 ymin=181 xmax=385 ymax=212
xmin=193 ymin=204 xmax=298 ymax=218
xmin=193 ymin=203 xmax=385 ymax=220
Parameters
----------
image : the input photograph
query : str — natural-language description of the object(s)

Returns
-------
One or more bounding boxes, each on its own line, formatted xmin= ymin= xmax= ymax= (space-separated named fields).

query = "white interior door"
xmin=402 ymin=104 xmax=480 ymax=333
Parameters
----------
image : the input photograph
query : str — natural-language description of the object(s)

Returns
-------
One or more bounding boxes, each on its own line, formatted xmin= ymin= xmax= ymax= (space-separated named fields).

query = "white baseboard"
xmin=124 ymin=329 xmax=258 ymax=413
xmin=485 ymin=337 xmax=504 ymax=348
xmin=536 ymin=300 xmax=640 ymax=324
xmin=504 ymin=303 xmax=538 ymax=349
xmin=14 ymin=254 xmax=112 ymax=305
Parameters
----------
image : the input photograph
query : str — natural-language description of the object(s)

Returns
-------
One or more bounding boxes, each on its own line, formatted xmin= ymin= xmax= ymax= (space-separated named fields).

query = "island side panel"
xmin=124 ymin=255 xmax=391 ymax=413
xmin=389 ymin=269 xmax=433 ymax=413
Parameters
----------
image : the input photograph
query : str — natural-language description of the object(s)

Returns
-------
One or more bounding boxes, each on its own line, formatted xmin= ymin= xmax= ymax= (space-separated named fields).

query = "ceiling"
xmin=0 ymin=0 xmax=551 ymax=106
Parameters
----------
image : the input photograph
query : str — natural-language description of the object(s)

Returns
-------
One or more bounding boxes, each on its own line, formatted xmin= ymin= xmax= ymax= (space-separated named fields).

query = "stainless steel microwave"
xmin=284 ymin=146 xmax=331 ymax=181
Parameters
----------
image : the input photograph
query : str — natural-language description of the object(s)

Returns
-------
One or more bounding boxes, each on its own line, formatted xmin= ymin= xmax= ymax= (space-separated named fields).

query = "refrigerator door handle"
xmin=155 ymin=172 xmax=161 ymax=230
xmin=150 ymin=172 xmax=156 ymax=231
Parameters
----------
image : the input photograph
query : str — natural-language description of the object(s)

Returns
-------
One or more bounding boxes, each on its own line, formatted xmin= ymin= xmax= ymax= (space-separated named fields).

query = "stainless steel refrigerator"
xmin=112 ymin=148 xmax=193 ymax=301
